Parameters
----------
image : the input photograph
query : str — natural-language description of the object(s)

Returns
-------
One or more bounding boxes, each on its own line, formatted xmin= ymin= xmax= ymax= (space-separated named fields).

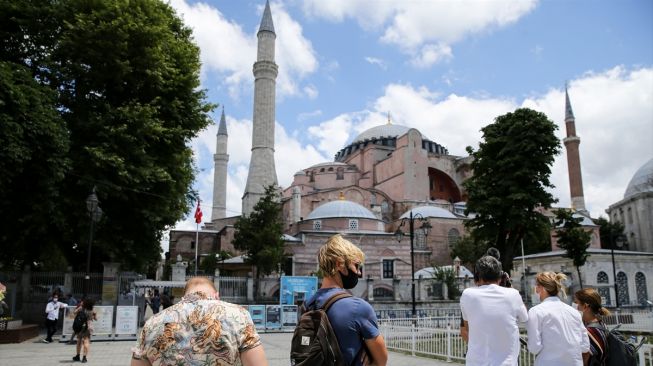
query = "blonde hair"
xmin=184 ymin=276 xmax=216 ymax=295
xmin=318 ymin=234 xmax=365 ymax=277
xmin=575 ymin=288 xmax=611 ymax=317
xmin=536 ymin=271 xmax=568 ymax=298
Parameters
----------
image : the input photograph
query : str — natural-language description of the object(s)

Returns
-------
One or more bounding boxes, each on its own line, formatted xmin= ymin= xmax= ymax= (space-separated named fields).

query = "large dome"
xmin=624 ymin=158 xmax=653 ymax=198
xmin=352 ymin=124 xmax=411 ymax=144
xmin=400 ymin=205 xmax=457 ymax=219
xmin=306 ymin=200 xmax=376 ymax=220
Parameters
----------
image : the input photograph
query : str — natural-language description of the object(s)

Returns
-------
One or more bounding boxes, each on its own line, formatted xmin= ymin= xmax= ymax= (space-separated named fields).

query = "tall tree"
xmin=554 ymin=209 xmax=592 ymax=288
xmin=0 ymin=0 xmax=214 ymax=271
xmin=593 ymin=216 xmax=625 ymax=249
xmin=464 ymin=108 xmax=561 ymax=271
xmin=233 ymin=185 xmax=286 ymax=296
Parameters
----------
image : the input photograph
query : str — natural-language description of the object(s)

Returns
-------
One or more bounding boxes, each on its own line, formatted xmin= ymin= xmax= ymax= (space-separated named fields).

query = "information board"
xmin=265 ymin=305 xmax=281 ymax=330
xmin=114 ymin=306 xmax=139 ymax=338
xmin=93 ymin=306 xmax=115 ymax=339
xmin=281 ymin=305 xmax=298 ymax=330
xmin=248 ymin=305 xmax=266 ymax=330
xmin=280 ymin=276 xmax=318 ymax=305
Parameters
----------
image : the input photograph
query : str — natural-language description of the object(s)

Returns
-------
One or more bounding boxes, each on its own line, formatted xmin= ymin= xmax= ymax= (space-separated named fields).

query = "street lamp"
xmin=610 ymin=233 xmax=627 ymax=308
xmin=85 ymin=187 xmax=103 ymax=297
xmin=395 ymin=211 xmax=432 ymax=317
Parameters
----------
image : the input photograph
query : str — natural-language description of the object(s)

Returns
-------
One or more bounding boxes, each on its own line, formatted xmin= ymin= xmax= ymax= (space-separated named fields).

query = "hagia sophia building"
xmin=169 ymin=1 xmax=652 ymax=304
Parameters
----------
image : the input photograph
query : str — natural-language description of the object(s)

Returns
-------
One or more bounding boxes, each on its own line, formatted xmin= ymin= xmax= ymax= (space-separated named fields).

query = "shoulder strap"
xmin=322 ymin=292 xmax=352 ymax=312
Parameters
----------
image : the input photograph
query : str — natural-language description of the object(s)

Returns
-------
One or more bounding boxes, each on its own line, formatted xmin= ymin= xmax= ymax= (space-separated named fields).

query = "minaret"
xmin=242 ymin=0 xmax=278 ymax=216
xmin=563 ymin=86 xmax=586 ymax=211
xmin=212 ymin=107 xmax=229 ymax=220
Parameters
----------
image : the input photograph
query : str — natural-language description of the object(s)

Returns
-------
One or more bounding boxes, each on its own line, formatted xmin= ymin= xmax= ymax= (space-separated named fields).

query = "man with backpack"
xmin=291 ymin=234 xmax=388 ymax=366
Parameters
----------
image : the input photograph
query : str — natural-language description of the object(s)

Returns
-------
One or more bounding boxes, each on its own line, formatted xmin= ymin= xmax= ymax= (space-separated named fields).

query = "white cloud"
xmin=365 ymin=57 xmax=387 ymax=70
xmin=307 ymin=115 xmax=354 ymax=155
xmin=169 ymin=0 xmax=318 ymax=99
xmin=297 ymin=109 xmax=323 ymax=122
xmin=409 ymin=43 xmax=453 ymax=68
xmin=303 ymin=84 xmax=319 ymax=99
xmin=299 ymin=0 xmax=537 ymax=66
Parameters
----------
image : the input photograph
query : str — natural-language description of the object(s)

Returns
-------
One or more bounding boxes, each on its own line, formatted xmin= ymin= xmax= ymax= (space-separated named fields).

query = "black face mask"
xmin=339 ymin=267 xmax=359 ymax=289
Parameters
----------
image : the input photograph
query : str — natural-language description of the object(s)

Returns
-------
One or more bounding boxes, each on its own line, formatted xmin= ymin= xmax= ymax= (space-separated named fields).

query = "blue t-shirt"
xmin=305 ymin=288 xmax=380 ymax=366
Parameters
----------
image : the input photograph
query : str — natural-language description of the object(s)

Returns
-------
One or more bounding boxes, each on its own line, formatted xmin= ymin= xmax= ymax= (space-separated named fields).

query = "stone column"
xmin=393 ymin=277 xmax=401 ymax=301
xmin=247 ymin=277 xmax=254 ymax=302
xmin=64 ymin=267 xmax=73 ymax=295
xmin=171 ymin=256 xmax=188 ymax=282
xmin=366 ymin=277 xmax=374 ymax=301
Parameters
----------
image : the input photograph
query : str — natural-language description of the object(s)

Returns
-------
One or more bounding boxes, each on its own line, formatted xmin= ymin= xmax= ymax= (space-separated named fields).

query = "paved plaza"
xmin=0 ymin=331 xmax=452 ymax=366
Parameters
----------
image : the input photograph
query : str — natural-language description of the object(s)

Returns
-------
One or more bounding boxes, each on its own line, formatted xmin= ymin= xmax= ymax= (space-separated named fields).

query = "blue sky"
xmin=166 ymin=0 xmax=653 ymax=244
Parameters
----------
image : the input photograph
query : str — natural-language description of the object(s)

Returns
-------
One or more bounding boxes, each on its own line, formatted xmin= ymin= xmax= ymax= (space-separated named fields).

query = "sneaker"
xmin=72 ymin=355 xmax=80 ymax=362
xmin=82 ymin=356 xmax=87 ymax=363
xmin=42 ymin=339 xmax=50 ymax=344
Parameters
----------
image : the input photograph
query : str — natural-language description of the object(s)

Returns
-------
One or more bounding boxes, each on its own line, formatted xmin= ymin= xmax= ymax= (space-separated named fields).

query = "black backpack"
xmin=290 ymin=292 xmax=351 ymax=366
xmin=72 ymin=310 xmax=88 ymax=333
xmin=590 ymin=323 xmax=638 ymax=366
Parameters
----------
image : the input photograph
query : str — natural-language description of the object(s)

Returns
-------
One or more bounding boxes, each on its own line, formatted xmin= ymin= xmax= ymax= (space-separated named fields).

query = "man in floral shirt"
xmin=131 ymin=277 xmax=267 ymax=366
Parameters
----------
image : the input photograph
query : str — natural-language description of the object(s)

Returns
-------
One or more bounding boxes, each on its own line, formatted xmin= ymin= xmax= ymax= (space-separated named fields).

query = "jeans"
xmin=45 ymin=318 xmax=58 ymax=341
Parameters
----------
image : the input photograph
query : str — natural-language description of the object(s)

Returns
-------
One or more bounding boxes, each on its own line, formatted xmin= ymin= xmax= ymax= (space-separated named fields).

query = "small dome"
xmin=415 ymin=266 xmax=474 ymax=279
xmin=308 ymin=162 xmax=348 ymax=169
xmin=624 ymin=158 xmax=653 ymax=198
xmin=400 ymin=205 xmax=456 ymax=219
xmin=352 ymin=124 xmax=411 ymax=144
xmin=294 ymin=170 xmax=306 ymax=176
xmin=306 ymin=200 xmax=376 ymax=220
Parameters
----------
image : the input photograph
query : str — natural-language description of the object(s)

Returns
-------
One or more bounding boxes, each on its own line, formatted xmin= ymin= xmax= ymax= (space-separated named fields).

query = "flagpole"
xmin=195 ymin=222 xmax=199 ymax=276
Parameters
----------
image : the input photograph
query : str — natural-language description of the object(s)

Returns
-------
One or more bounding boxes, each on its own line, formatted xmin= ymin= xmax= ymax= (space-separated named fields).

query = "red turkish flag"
xmin=194 ymin=200 xmax=203 ymax=224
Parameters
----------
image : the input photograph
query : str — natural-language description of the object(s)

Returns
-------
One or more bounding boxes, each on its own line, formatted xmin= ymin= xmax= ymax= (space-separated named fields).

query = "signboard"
xmin=248 ymin=305 xmax=266 ymax=330
xmin=114 ymin=306 xmax=139 ymax=339
xmin=265 ymin=305 xmax=281 ymax=330
xmin=102 ymin=283 xmax=117 ymax=305
xmin=280 ymin=276 xmax=318 ymax=306
xmin=281 ymin=305 xmax=298 ymax=330
xmin=93 ymin=306 xmax=115 ymax=340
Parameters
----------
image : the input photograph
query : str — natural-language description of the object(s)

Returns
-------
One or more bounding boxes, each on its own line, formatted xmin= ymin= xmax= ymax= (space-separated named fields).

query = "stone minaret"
xmin=242 ymin=0 xmax=278 ymax=216
xmin=563 ymin=87 xmax=586 ymax=211
xmin=212 ymin=107 xmax=229 ymax=220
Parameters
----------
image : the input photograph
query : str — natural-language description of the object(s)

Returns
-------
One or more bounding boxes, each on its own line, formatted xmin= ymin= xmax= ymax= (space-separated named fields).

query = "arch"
xmin=616 ymin=271 xmax=629 ymax=306
xmin=428 ymin=168 xmax=461 ymax=202
xmin=636 ymin=272 xmax=648 ymax=305
xmin=448 ymin=228 xmax=461 ymax=247
xmin=373 ymin=286 xmax=394 ymax=300
xmin=597 ymin=271 xmax=609 ymax=283
xmin=336 ymin=167 xmax=344 ymax=180
xmin=596 ymin=271 xmax=611 ymax=305
xmin=380 ymin=248 xmax=396 ymax=257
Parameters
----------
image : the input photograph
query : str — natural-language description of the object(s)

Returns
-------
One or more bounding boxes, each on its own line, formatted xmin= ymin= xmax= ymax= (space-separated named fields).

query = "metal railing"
xmin=640 ymin=344 xmax=653 ymax=366
xmin=217 ymin=277 xmax=248 ymax=302
xmin=378 ymin=317 xmax=538 ymax=366
xmin=29 ymin=272 xmax=65 ymax=300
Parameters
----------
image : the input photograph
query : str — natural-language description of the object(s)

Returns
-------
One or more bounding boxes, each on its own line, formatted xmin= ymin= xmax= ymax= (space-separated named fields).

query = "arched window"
xmin=636 ymin=272 xmax=648 ymax=306
xmin=373 ymin=287 xmax=394 ymax=300
xmin=415 ymin=230 xmax=426 ymax=249
xmin=336 ymin=167 xmax=344 ymax=180
xmin=597 ymin=271 xmax=611 ymax=306
xmin=617 ymin=272 xmax=629 ymax=306
xmin=448 ymin=228 xmax=461 ymax=247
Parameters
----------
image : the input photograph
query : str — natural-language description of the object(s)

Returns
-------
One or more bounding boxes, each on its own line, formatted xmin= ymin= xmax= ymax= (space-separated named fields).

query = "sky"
xmin=164 ymin=0 xmax=653 ymax=249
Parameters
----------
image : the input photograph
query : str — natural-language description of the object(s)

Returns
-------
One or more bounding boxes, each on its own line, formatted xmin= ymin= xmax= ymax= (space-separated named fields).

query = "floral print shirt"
xmin=132 ymin=292 xmax=261 ymax=366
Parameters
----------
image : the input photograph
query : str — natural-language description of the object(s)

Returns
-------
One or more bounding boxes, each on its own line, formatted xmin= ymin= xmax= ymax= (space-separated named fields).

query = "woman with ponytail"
xmin=574 ymin=288 xmax=610 ymax=366
xmin=526 ymin=272 xmax=590 ymax=365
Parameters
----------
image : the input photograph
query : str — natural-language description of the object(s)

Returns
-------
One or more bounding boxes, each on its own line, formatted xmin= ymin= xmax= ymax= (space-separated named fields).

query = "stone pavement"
xmin=0 ymin=331 xmax=453 ymax=366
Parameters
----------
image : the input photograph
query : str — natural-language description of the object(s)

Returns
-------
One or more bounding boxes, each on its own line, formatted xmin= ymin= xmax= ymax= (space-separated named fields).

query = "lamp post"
xmin=610 ymin=233 xmax=627 ymax=308
xmin=85 ymin=187 xmax=103 ymax=298
xmin=395 ymin=211 xmax=431 ymax=317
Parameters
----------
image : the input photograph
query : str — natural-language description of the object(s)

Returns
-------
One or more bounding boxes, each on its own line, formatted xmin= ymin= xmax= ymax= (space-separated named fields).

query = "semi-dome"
xmin=400 ymin=205 xmax=457 ymax=219
xmin=352 ymin=124 xmax=411 ymax=144
xmin=624 ymin=158 xmax=653 ymax=198
xmin=306 ymin=200 xmax=376 ymax=220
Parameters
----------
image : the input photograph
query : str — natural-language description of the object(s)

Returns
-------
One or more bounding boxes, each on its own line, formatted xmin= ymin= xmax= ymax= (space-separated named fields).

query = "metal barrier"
xmin=28 ymin=272 xmax=65 ymax=300
xmin=218 ymin=277 xmax=248 ymax=302
xmin=640 ymin=343 xmax=653 ymax=366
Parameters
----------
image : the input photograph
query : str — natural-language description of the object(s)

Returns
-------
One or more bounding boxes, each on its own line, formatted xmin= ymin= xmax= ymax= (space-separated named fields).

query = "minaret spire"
xmin=563 ymin=86 xmax=586 ymax=212
xmin=213 ymin=107 xmax=229 ymax=220
xmin=242 ymin=1 xmax=279 ymax=215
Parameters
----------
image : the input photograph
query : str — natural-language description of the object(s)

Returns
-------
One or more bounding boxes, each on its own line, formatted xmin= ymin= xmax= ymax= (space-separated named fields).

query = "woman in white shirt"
xmin=526 ymin=272 xmax=589 ymax=366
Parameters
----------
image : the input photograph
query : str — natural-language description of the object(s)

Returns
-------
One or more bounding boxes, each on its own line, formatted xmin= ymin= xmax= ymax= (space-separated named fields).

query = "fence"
xmin=218 ymin=277 xmax=248 ymax=303
xmin=640 ymin=344 xmax=653 ymax=366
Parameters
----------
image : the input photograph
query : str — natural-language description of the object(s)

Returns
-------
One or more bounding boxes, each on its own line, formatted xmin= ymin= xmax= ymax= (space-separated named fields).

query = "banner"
xmin=280 ymin=276 xmax=318 ymax=305
xmin=281 ymin=305 xmax=298 ymax=330
xmin=114 ymin=306 xmax=139 ymax=338
xmin=248 ymin=305 xmax=265 ymax=330
xmin=265 ymin=305 xmax=281 ymax=330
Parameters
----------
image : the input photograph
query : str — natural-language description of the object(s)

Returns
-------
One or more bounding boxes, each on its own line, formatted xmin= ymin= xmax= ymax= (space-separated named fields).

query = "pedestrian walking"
xmin=526 ymin=272 xmax=589 ymax=365
xmin=43 ymin=293 xmax=68 ymax=343
xmin=131 ymin=277 xmax=268 ymax=366
xmin=72 ymin=299 xmax=97 ymax=363
xmin=460 ymin=255 xmax=528 ymax=366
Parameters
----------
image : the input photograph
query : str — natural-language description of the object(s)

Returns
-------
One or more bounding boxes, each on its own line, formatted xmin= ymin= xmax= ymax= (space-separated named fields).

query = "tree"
xmin=0 ymin=0 xmax=214 ymax=271
xmin=554 ymin=209 xmax=592 ymax=288
xmin=593 ymin=216 xmax=625 ymax=249
xmin=233 ymin=185 xmax=286 ymax=297
xmin=449 ymin=234 xmax=488 ymax=268
xmin=464 ymin=108 xmax=561 ymax=271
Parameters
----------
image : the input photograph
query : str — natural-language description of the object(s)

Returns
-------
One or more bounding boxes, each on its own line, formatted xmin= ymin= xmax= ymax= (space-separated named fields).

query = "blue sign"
xmin=248 ymin=305 xmax=265 ymax=330
xmin=280 ymin=276 xmax=318 ymax=306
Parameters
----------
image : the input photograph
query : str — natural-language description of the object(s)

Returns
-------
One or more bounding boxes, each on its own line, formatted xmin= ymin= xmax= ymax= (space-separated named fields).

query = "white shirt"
xmin=45 ymin=300 xmax=67 ymax=321
xmin=460 ymin=284 xmax=528 ymax=366
xmin=526 ymin=296 xmax=590 ymax=366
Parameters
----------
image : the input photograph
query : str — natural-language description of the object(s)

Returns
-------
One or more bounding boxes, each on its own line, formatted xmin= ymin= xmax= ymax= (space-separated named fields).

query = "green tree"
xmin=432 ymin=266 xmax=461 ymax=299
xmin=449 ymin=234 xmax=488 ymax=268
xmin=464 ymin=108 xmax=561 ymax=271
xmin=0 ymin=0 xmax=214 ymax=271
xmin=233 ymin=185 xmax=286 ymax=297
xmin=199 ymin=250 xmax=233 ymax=275
xmin=593 ymin=216 xmax=625 ymax=249
xmin=554 ymin=209 xmax=592 ymax=288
